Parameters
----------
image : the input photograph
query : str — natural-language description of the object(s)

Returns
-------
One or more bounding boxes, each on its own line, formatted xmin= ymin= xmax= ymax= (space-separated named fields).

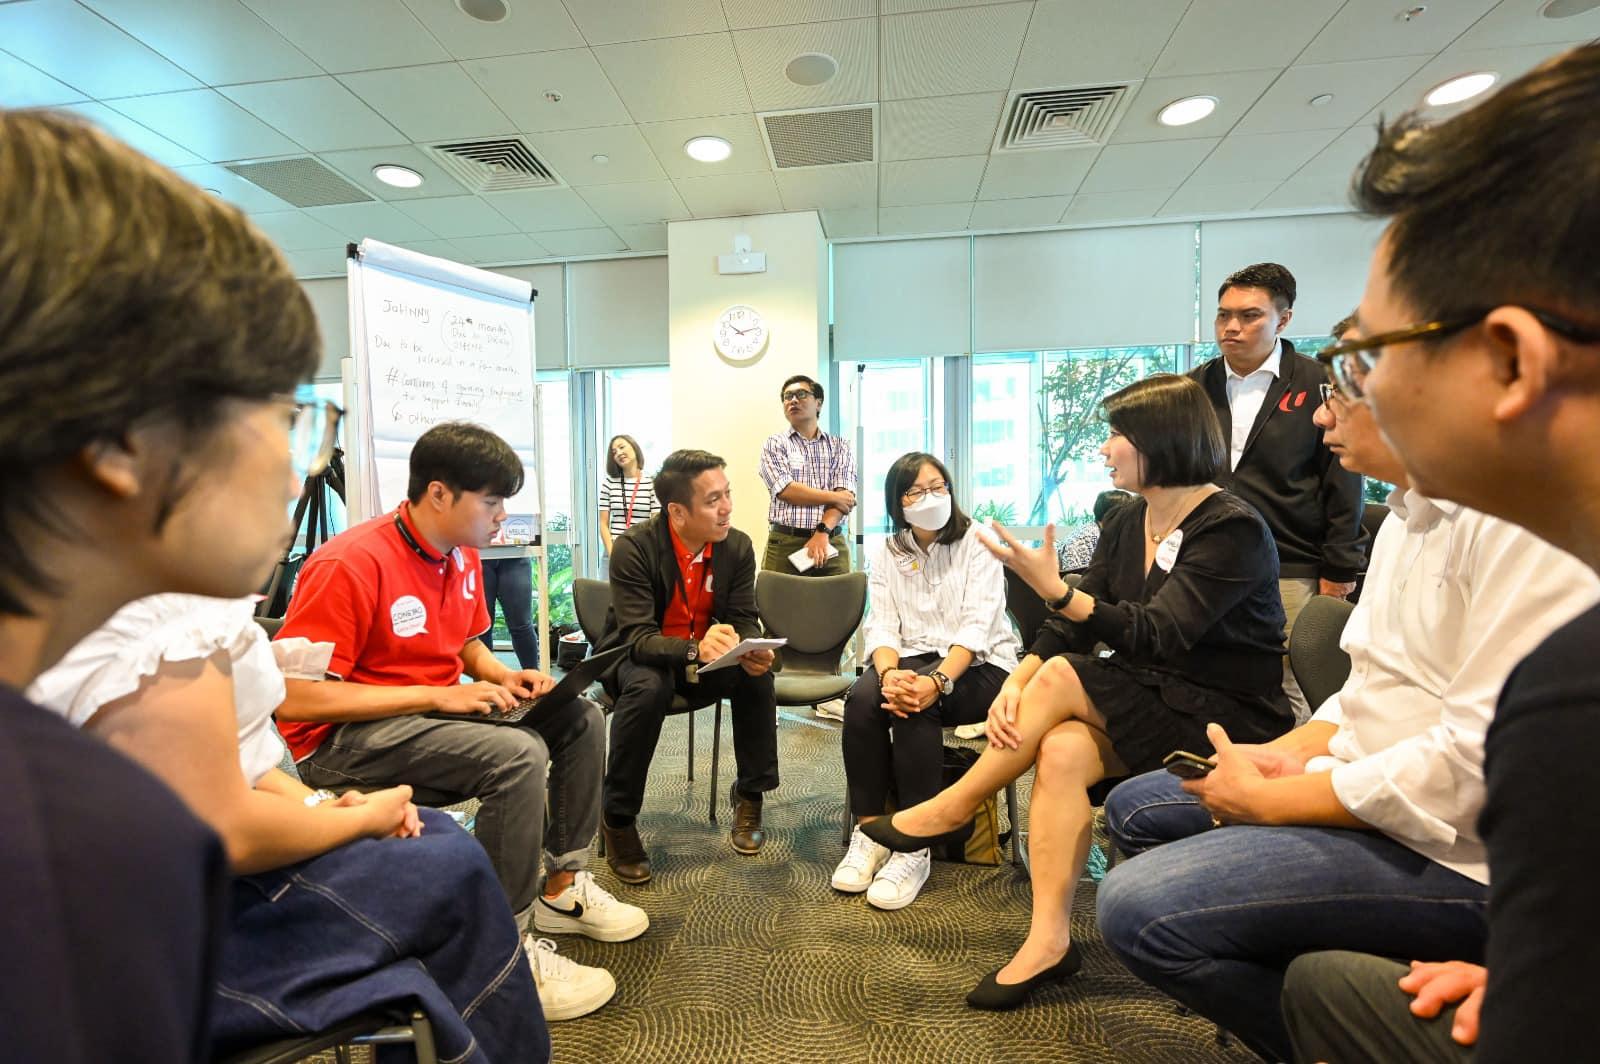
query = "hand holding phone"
xmin=1163 ymin=749 xmax=1217 ymax=780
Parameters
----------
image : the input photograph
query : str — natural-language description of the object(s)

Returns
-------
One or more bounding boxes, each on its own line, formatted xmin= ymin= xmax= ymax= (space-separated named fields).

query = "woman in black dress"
xmin=863 ymin=373 xmax=1292 ymax=1009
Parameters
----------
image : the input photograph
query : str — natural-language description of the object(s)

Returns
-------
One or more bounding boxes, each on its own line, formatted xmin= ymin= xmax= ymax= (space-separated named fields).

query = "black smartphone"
xmin=1163 ymin=749 xmax=1217 ymax=780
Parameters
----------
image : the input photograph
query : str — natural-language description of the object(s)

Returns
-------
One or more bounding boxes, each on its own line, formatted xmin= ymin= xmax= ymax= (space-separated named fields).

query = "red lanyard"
xmin=623 ymin=475 xmax=642 ymax=528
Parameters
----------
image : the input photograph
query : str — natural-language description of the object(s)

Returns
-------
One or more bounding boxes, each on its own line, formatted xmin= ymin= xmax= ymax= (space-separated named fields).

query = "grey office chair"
xmin=754 ymin=570 xmax=868 ymax=713
xmin=1289 ymin=595 xmax=1356 ymax=713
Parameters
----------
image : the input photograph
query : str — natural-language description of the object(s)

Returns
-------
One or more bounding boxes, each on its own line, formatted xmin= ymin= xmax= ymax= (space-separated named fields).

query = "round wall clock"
xmin=713 ymin=304 xmax=769 ymax=360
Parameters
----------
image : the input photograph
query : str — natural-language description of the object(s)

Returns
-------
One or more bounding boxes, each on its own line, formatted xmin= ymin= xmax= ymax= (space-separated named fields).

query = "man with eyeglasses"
xmin=1190 ymin=263 xmax=1368 ymax=722
xmin=1095 ymin=315 xmax=1598 ymax=1062
xmin=758 ymin=374 xmax=857 ymax=577
xmin=1275 ymin=42 xmax=1600 ymax=1063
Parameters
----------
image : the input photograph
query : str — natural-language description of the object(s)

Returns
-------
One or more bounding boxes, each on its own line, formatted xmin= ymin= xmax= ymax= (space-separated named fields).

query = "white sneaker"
xmin=832 ymin=825 xmax=890 ymax=893
xmin=534 ymin=870 xmax=649 ymax=943
xmin=524 ymin=936 xmax=616 ymax=1021
xmin=814 ymin=698 xmax=846 ymax=722
xmin=867 ymin=849 xmax=931 ymax=911
xmin=953 ymin=721 xmax=987 ymax=740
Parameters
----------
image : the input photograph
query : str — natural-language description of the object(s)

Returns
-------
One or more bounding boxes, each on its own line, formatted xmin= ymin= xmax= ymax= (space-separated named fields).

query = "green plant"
xmin=1031 ymin=349 xmax=1150 ymax=524
xmin=970 ymin=499 xmax=1017 ymax=526
xmin=1363 ymin=477 xmax=1393 ymax=505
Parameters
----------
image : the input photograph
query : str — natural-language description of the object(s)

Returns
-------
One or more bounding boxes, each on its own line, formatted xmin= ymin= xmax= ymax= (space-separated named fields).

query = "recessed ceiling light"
xmin=1541 ymin=0 xmax=1600 ymax=16
xmin=1424 ymin=71 xmax=1497 ymax=107
xmin=592 ymin=154 xmax=610 ymax=164
xmin=684 ymin=136 xmax=732 ymax=163
xmin=785 ymin=52 xmax=838 ymax=87
xmin=1309 ymin=93 xmax=1335 ymax=107
xmin=372 ymin=164 xmax=423 ymax=188
xmin=1158 ymin=95 xmax=1217 ymax=126
xmin=456 ymin=0 xmax=508 ymax=22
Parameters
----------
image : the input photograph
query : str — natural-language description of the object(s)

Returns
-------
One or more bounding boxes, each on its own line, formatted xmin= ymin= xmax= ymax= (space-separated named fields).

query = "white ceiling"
xmin=3 ymin=0 xmax=1595 ymax=276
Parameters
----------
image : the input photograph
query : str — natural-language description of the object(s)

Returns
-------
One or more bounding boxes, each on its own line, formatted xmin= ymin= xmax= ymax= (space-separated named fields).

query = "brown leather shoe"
xmin=729 ymin=784 xmax=765 ymax=855
xmin=602 ymin=820 xmax=652 ymax=884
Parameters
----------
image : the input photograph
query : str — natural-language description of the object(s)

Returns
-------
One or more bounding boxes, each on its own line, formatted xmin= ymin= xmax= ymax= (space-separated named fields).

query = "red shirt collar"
xmin=394 ymin=501 xmax=449 ymax=563
xmin=667 ymin=523 xmax=712 ymax=567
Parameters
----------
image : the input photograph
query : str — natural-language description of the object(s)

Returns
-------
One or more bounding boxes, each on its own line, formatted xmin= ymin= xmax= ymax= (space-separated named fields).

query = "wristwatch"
xmin=686 ymin=642 xmax=699 ymax=662
xmin=1042 ymin=584 xmax=1076 ymax=612
xmin=930 ymin=670 xmax=954 ymax=698
xmin=813 ymin=521 xmax=833 ymax=536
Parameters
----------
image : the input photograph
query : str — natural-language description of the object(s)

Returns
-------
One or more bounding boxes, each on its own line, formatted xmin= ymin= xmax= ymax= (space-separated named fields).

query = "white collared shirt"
xmin=862 ymin=524 xmax=1021 ymax=671
xmin=1222 ymin=340 xmax=1282 ymax=471
xmin=1307 ymin=489 xmax=1600 ymax=884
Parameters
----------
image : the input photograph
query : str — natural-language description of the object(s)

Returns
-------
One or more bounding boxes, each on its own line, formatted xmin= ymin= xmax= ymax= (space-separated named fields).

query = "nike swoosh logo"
xmin=543 ymin=897 xmax=583 ymax=919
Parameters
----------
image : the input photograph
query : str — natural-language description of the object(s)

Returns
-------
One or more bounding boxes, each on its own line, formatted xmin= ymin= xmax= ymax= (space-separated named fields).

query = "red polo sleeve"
xmin=276 ymin=557 xmax=375 ymax=679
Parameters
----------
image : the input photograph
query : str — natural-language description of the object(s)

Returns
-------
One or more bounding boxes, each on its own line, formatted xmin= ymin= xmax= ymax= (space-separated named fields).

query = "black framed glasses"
xmin=781 ymin=388 xmax=814 ymax=403
xmin=902 ymin=482 xmax=949 ymax=503
xmin=289 ymin=383 xmax=343 ymax=479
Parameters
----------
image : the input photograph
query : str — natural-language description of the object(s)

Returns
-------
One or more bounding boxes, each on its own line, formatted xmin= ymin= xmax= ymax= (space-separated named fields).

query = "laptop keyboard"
xmin=488 ymin=697 xmax=541 ymax=724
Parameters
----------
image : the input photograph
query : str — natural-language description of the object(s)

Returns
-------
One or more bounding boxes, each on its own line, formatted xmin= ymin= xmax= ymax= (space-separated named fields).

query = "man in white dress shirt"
xmin=1093 ymin=339 xmax=1600 ymax=1063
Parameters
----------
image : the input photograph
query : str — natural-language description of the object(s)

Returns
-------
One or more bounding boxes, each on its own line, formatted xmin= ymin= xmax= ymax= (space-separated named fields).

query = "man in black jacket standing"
xmin=1189 ymin=263 xmax=1367 ymax=719
xmin=595 ymin=449 xmax=779 ymax=884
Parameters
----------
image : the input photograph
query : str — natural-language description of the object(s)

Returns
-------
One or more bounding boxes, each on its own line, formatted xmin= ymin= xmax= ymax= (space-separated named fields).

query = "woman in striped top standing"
xmin=598 ymin=434 xmax=659 ymax=558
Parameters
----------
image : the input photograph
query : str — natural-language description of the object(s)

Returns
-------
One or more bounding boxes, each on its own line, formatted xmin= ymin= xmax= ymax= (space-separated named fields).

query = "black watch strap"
xmin=1043 ymin=585 xmax=1075 ymax=612
xmin=813 ymin=521 xmax=832 ymax=535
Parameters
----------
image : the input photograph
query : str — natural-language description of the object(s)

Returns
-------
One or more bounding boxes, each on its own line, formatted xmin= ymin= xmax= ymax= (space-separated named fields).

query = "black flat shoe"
xmin=860 ymin=813 xmax=973 ymax=854
xmin=965 ymin=942 xmax=1083 ymax=1011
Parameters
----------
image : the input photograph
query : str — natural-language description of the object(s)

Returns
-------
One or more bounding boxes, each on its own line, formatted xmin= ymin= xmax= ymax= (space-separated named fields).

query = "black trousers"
xmin=842 ymin=652 xmax=1009 ymax=816
xmin=603 ymin=654 xmax=779 ymax=824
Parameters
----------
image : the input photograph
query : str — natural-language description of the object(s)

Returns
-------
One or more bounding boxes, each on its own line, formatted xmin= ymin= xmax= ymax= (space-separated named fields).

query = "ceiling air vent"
xmin=225 ymin=158 xmax=373 ymax=207
xmin=423 ymin=137 xmax=560 ymax=192
xmin=760 ymin=105 xmax=875 ymax=169
xmin=995 ymin=84 xmax=1133 ymax=151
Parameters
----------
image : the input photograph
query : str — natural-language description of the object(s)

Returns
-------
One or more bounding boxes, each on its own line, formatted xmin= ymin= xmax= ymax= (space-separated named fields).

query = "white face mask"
xmin=903 ymin=492 xmax=952 ymax=532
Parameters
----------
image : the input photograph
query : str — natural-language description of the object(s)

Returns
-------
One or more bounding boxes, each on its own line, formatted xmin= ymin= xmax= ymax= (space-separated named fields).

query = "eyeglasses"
xmin=289 ymin=383 xmax=343 ymax=479
xmin=1317 ymin=307 xmax=1600 ymax=402
xmin=1317 ymin=382 xmax=1341 ymax=408
xmin=781 ymin=388 xmax=814 ymax=403
xmin=902 ymin=482 xmax=949 ymax=503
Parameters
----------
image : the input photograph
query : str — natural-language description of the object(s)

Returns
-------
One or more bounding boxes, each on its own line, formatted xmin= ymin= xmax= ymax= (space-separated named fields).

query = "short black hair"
xmin=781 ymin=374 xmax=824 ymax=404
xmin=1330 ymin=312 xmax=1358 ymax=339
xmin=883 ymin=451 xmax=969 ymax=557
xmin=655 ymin=449 xmax=726 ymax=509
xmin=605 ymin=434 xmax=644 ymax=478
xmin=1352 ymin=42 xmax=1600 ymax=326
xmin=1092 ymin=489 xmax=1133 ymax=524
xmin=1101 ymin=374 xmax=1225 ymax=488
xmin=1219 ymin=263 xmax=1297 ymax=312
xmin=407 ymin=422 xmax=523 ymax=503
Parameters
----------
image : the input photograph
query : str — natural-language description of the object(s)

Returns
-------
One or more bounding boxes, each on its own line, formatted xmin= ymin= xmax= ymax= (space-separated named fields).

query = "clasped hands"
xmin=697 ymin=622 xmax=774 ymax=677
xmin=320 ymin=786 xmax=423 ymax=840
xmin=878 ymin=668 xmax=938 ymax=717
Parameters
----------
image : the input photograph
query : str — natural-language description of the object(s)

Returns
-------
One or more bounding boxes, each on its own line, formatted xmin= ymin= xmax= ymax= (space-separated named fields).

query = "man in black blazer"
xmin=594 ymin=449 xmax=779 ymax=884
xmin=1189 ymin=263 xmax=1367 ymax=719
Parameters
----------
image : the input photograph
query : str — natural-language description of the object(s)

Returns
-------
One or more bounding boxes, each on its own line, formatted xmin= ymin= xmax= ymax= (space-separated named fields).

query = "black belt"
xmin=770 ymin=522 xmax=827 ymax=538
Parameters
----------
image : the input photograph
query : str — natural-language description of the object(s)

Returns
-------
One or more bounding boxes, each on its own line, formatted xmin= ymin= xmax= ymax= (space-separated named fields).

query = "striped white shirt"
xmin=599 ymin=474 xmax=659 ymax=535
xmin=862 ymin=524 xmax=1021 ymax=670
xmin=758 ymin=427 xmax=856 ymax=531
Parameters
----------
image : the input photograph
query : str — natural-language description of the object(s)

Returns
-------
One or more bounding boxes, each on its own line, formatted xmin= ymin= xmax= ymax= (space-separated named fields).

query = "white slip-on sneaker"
xmin=814 ymin=698 xmax=846 ymax=722
xmin=867 ymin=849 xmax=931 ymax=911
xmin=533 ymin=870 xmax=650 ymax=943
xmin=832 ymin=825 xmax=890 ymax=893
xmin=524 ymin=936 xmax=616 ymax=1021
xmin=953 ymin=721 xmax=987 ymax=740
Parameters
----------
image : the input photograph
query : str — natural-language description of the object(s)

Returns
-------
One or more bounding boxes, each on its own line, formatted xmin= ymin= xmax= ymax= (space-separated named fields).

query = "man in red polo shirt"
xmin=591 ymin=449 xmax=778 ymax=885
xmin=275 ymin=422 xmax=645 ymax=1022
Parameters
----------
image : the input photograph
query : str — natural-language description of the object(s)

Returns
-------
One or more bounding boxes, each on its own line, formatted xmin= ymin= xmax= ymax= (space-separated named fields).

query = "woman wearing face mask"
xmin=862 ymin=375 xmax=1292 ymax=1007
xmin=832 ymin=453 xmax=1021 ymax=911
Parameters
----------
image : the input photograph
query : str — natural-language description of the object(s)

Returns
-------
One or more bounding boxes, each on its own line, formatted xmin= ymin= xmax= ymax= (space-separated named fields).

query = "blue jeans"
xmin=212 ymin=809 xmax=548 ymax=1063
xmin=1095 ymin=770 xmax=1488 ymax=1063
xmin=480 ymin=557 xmax=539 ymax=670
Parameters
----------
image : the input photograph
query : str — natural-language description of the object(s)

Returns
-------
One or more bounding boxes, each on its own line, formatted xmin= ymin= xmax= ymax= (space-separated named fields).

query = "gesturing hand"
xmin=1399 ymin=960 xmax=1487 ymax=1046
xmin=980 ymin=520 xmax=1061 ymax=599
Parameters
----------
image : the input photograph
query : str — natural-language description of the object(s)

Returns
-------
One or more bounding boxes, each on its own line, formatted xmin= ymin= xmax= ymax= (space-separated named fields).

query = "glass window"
xmin=492 ymin=374 xmax=576 ymax=652
xmin=290 ymin=380 xmax=348 ymax=542
xmin=604 ymin=367 xmax=672 ymax=477
xmin=836 ymin=359 xmax=939 ymax=536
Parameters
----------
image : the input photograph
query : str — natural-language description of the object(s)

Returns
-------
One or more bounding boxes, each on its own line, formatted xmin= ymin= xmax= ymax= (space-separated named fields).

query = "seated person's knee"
xmin=1036 ymin=726 xmax=1098 ymax=784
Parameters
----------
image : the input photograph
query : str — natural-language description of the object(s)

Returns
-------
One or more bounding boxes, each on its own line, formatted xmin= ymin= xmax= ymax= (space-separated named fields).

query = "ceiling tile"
xmin=613 ymin=223 xmax=669 ymax=251
xmin=316 ymin=145 xmax=470 ymax=201
xmin=537 ymin=228 xmax=628 ymax=256
xmin=465 ymin=49 xmax=633 ymax=133
xmin=1285 ymin=124 xmax=1383 ymax=185
xmin=882 ymin=3 xmax=1032 ymax=99
xmin=0 ymin=49 xmax=87 ymax=106
xmin=878 ymin=202 xmax=973 ymax=235
xmin=732 ymin=18 xmax=876 ymax=111
xmin=0 ymin=0 xmax=200 ymax=97
xmin=1360 ymin=43 xmax=1571 ymax=125
xmin=172 ymin=162 xmax=294 ymax=213
xmin=303 ymin=201 xmax=441 ymax=244
xmin=775 ymin=162 xmax=878 ymax=209
xmin=530 ymin=126 xmax=667 ymax=186
xmin=1151 ymin=0 xmax=1335 ymax=77
xmin=594 ymin=33 xmax=753 ymax=123
xmin=1062 ymin=187 xmax=1173 ymax=223
xmin=107 ymin=89 xmax=304 ymax=161
xmin=880 ymin=155 xmax=987 ymax=207
xmin=1453 ymin=0 xmax=1600 ymax=50
xmin=285 ymin=245 xmax=352 ymax=278
xmin=881 ymin=92 xmax=1004 ymax=161
xmin=884 ymin=0 xmax=1023 ymax=11
xmin=393 ymin=195 xmax=520 ymax=238
xmin=483 ymin=188 xmax=606 ymax=231
xmin=968 ymin=195 xmax=1071 ymax=229
xmin=976 ymin=150 xmax=1095 ymax=200
xmin=820 ymin=206 xmax=878 ymax=237
xmin=1079 ymin=138 xmax=1219 ymax=193
xmin=1301 ymin=0 xmax=1500 ymax=64
xmin=1186 ymin=130 xmax=1336 ymax=184
xmin=1013 ymin=0 xmax=1190 ymax=87
xmin=565 ymin=0 xmax=727 ymax=45
xmin=249 ymin=209 xmax=346 ymax=250
xmin=1256 ymin=174 xmax=1354 ymax=212
xmin=82 ymin=0 xmax=319 ymax=85
xmin=220 ymin=77 xmax=408 ymax=153
xmin=339 ymin=64 xmax=515 ymax=143
xmin=638 ymin=114 xmax=771 ymax=178
xmin=577 ymin=181 xmax=692 ymax=226
xmin=238 ymin=0 xmax=449 ymax=73
xmin=451 ymin=233 xmax=552 ymax=264
xmin=673 ymin=172 xmax=784 ymax=217
xmin=1108 ymin=69 xmax=1282 ymax=145
xmin=723 ymin=0 xmax=874 ymax=31
xmin=388 ymin=239 xmax=467 ymax=261
xmin=400 ymin=0 xmax=584 ymax=59
xmin=59 ymin=101 xmax=203 ymax=167
xmin=1231 ymin=57 xmax=1431 ymax=136
xmin=1158 ymin=180 xmax=1281 ymax=216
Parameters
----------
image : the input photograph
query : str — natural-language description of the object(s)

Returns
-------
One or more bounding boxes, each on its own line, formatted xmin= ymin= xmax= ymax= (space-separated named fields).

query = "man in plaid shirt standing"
xmin=758 ymin=374 xmax=857 ymax=576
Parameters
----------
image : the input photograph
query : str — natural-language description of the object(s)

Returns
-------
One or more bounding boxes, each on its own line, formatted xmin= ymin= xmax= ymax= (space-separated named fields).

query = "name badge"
xmin=1155 ymin=529 xmax=1183 ymax=573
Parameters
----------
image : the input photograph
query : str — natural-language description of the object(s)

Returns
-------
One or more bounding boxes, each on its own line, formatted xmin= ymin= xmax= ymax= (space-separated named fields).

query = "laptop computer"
xmin=424 ymin=644 xmax=628 ymax=726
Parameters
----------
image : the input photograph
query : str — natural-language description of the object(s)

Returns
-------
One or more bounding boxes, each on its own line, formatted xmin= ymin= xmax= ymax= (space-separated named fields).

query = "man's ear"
xmin=77 ymin=433 xmax=144 ymax=500
xmin=1276 ymin=307 xmax=1293 ymax=335
xmin=424 ymin=481 xmax=455 ymax=511
xmin=1485 ymin=306 xmax=1556 ymax=423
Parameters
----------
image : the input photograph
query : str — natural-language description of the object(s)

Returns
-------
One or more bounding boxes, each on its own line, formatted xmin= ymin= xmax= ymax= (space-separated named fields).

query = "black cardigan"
xmin=593 ymin=514 xmax=762 ymax=668
xmin=1029 ymin=491 xmax=1287 ymax=697
xmin=1189 ymin=340 xmax=1368 ymax=582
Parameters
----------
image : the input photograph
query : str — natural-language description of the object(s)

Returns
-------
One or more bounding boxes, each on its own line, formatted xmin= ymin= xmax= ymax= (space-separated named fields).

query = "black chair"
xmin=1360 ymin=501 xmax=1390 ymax=544
xmin=220 ymin=1009 xmax=436 ymax=1064
xmin=755 ymin=570 xmax=868 ymax=714
xmin=1289 ymin=595 xmax=1356 ymax=712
